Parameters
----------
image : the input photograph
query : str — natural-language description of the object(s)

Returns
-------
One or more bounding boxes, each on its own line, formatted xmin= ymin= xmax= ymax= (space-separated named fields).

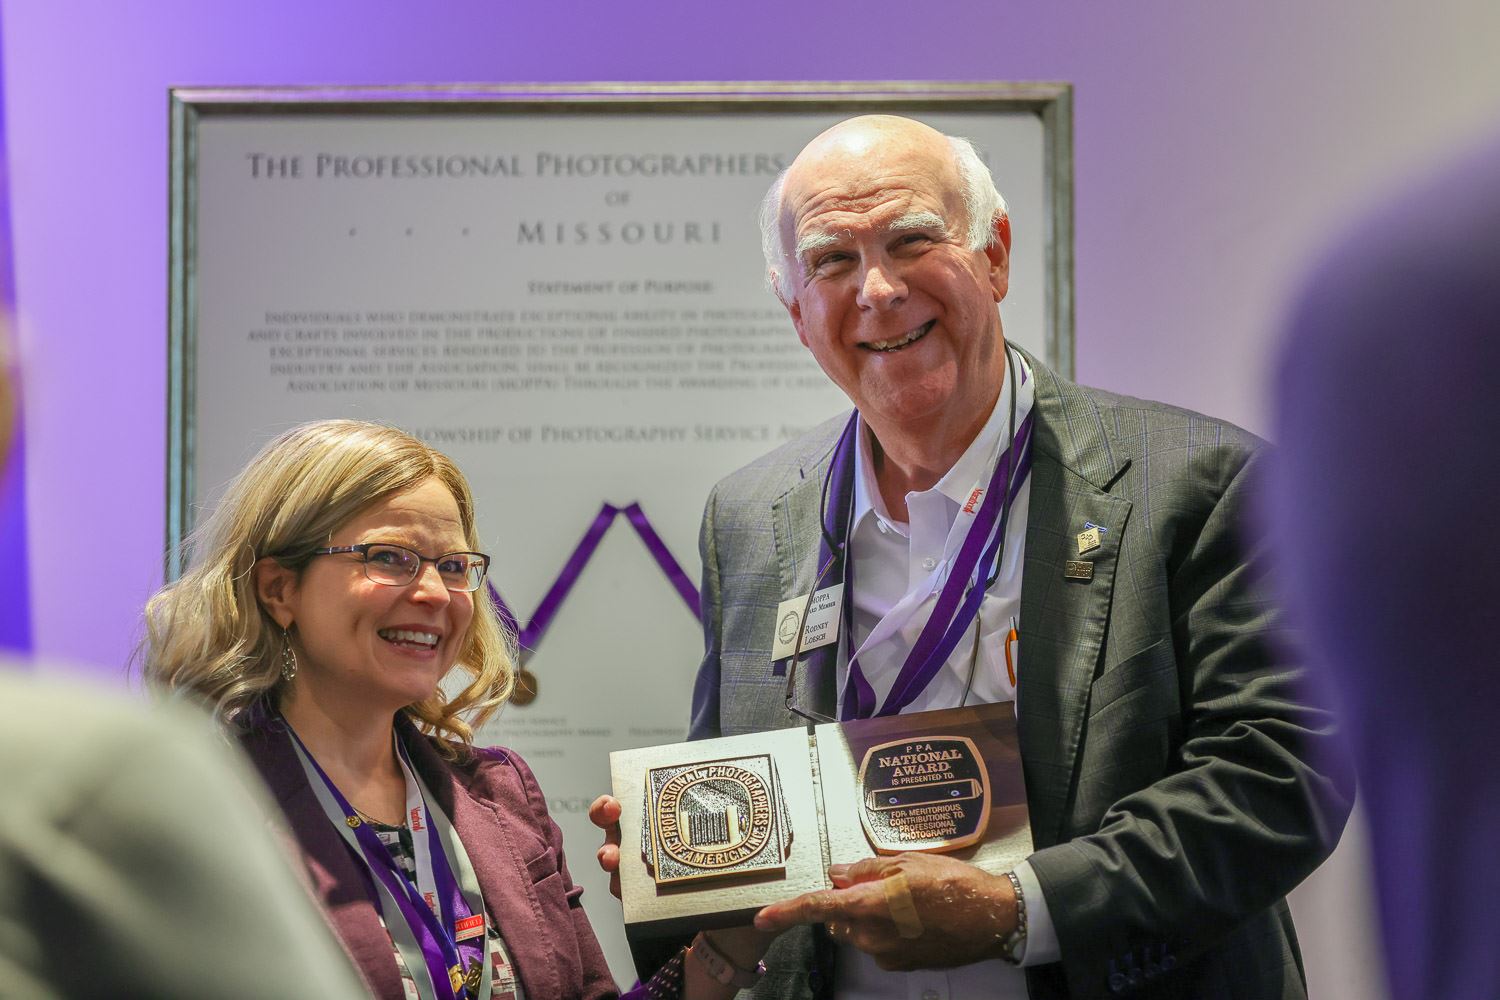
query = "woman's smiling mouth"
xmin=378 ymin=628 xmax=440 ymax=650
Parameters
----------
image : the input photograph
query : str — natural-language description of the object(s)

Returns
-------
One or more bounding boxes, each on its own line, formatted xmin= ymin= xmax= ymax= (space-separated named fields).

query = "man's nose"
xmin=856 ymin=259 xmax=907 ymax=310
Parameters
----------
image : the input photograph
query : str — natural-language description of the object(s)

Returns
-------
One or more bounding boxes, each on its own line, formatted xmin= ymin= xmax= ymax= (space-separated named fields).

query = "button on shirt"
xmin=834 ymin=351 xmax=1060 ymax=1000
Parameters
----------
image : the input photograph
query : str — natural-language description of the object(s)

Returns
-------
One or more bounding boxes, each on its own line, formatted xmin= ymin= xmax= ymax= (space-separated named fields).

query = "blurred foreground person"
xmin=0 ymin=674 xmax=368 ymax=998
xmin=1267 ymin=132 xmax=1500 ymax=1000
xmin=142 ymin=420 xmax=618 ymax=1000
xmin=0 ymin=373 xmax=364 ymax=997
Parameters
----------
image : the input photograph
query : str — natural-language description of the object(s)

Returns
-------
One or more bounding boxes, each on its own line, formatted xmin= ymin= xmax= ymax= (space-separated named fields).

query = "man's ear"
xmin=773 ymin=271 xmax=810 ymax=348
xmin=253 ymin=557 xmax=299 ymax=630
xmin=985 ymin=216 xmax=1011 ymax=303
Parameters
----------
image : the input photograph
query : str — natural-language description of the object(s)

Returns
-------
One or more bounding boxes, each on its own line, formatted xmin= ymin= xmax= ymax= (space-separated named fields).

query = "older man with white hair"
xmin=598 ymin=114 xmax=1351 ymax=1000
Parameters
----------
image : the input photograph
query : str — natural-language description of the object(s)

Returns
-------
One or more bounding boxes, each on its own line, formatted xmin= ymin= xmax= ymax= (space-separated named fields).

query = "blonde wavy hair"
xmin=141 ymin=419 xmax=514 ymax=751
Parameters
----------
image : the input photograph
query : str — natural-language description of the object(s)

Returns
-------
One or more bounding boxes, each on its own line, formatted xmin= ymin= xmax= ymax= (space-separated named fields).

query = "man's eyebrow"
xmin=794 ymin=231 xmax=841 ymax=258
xmin=793 ymin=210 xmax=949 ymax=264
xmin=888 ymin=211 xmax=947 ymax=233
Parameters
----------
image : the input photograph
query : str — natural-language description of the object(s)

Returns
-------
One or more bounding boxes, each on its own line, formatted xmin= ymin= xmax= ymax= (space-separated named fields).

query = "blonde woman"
xmin=142 ymin=420 xmax=619 ymax=1000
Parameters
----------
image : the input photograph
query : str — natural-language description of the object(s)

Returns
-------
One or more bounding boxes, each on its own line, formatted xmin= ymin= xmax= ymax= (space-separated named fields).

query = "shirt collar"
xmin=851 ymin=347 xmax=1034 ymax=531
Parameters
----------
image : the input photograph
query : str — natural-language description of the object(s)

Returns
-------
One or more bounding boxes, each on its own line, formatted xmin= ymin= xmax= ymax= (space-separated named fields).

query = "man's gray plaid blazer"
xmin=685 ymin=350 xmax=1353 ymax=1000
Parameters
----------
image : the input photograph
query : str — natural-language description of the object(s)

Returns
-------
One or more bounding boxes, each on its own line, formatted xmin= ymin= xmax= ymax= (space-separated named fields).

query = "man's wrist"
xmin=999 ymin=870 xmax=1028 ymax=964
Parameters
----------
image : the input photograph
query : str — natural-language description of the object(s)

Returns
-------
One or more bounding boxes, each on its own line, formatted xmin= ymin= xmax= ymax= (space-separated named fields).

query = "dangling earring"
xmin=280 ymin=626 xmax=298 ymax=682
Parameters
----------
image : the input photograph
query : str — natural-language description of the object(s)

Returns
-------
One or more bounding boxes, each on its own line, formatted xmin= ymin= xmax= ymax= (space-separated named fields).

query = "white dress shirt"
xmin=834 ymin=350 xmax=1061 ymax=1000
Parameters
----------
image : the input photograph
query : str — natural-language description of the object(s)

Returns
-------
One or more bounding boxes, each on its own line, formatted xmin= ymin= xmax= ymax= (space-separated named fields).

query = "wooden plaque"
xmin=609 ymin=701 xmax=1033 ymax=940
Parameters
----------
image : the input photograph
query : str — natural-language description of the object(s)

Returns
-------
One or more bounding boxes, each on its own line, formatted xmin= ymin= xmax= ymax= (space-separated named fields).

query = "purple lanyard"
xmin=825 ymin=406 xmax=1036 ymax=720
xmin=284 ymin=722 xmax=484 ymax=1000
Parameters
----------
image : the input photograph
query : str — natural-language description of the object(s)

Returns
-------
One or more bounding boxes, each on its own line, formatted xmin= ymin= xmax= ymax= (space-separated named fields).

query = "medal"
xmin=642 ymin=754 xmax=792 ymax=886
xmin=510 ymin=668 xmax=538 ymax=706
xmin=858 ymin=735 xmax=991 ymax=853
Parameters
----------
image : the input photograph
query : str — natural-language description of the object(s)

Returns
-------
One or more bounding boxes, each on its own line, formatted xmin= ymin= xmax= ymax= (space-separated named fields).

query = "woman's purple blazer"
xmin=237 ymin=716 xmax=618 ymax=999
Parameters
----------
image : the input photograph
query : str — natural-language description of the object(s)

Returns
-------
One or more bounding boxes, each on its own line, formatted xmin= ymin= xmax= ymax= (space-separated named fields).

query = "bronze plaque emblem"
xmin=643 ymin=754 xmax=792 ymax=887
xmin=857 ymin=736 xmax=991 ymax=854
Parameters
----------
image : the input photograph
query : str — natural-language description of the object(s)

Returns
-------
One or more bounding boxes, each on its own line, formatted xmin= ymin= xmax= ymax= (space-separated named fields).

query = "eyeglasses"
xmin=307 ymin=543 xmax=490 ymax=593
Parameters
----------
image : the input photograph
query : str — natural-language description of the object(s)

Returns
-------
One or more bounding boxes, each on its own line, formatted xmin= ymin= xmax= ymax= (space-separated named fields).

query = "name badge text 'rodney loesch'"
xmin=770 ymin=584 xmax=844 ymax=661
xmin=857 ymin=735 xmax=991 ymax=854
xmin=642 ymin=754 xmax=793 ymax=887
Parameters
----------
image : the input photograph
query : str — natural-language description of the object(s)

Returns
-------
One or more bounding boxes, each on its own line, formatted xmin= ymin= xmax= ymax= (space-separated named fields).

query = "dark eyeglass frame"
xmin=307 ymin=542 xmax=490 ymax=593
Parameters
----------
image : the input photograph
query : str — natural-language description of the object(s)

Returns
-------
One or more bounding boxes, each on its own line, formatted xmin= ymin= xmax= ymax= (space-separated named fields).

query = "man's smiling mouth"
xmin=861 ymin=320 xmax=935 ymax=352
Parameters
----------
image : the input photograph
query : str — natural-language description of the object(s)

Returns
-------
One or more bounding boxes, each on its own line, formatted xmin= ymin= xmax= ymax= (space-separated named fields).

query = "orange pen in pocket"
xmin=1004 ymin=616 xmax=1019 ymax=688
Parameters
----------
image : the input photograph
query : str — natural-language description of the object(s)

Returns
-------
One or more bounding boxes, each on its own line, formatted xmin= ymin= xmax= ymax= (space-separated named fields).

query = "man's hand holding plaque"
xmin=753 ymin=853 xmax=1021 ymax=971
xmin=588 ymin=794 xmax=624 ymax=901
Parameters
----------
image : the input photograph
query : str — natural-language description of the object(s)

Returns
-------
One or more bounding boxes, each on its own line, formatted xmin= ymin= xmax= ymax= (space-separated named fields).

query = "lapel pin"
xmin=1064 ymin=560 xmax=1094 ymax=582
xmin=1076 ymin=527 xmax=1102 ymax=555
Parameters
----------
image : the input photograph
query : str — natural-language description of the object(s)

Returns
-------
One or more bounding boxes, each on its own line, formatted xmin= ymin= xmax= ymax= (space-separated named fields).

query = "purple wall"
xmin=5 ymin=1 xmax=1500 ymax=994
xmin=7 ymin=0 xmax=1499 ymax=678
xmin=0 ymin=8 xmax=30 ymax=655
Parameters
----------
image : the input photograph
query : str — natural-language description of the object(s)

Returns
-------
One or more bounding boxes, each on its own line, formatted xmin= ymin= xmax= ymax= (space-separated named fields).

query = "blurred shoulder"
xmin=0 ymin=666 xmax=228 ymax=786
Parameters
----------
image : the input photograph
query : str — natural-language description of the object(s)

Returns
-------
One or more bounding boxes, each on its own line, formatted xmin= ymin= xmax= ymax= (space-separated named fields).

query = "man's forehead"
xmin=784 ymin=149 xmax=960 ymax=231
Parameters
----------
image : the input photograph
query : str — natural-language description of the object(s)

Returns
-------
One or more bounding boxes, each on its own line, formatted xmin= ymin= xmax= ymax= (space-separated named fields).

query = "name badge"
xmin=770 ymin=584 xmax=843 ymax=661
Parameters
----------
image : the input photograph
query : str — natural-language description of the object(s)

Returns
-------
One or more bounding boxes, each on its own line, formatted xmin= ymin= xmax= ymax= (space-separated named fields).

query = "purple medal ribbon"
xmin=621 ymin=501 xmax=702 ymax=617
xmin=488 ymin=501 xmax=700 ymax=658
xmin=831 ymin=407 xmax=1036 ymax=720
xmin=284 ymin=722 xmax=482 ymax=1000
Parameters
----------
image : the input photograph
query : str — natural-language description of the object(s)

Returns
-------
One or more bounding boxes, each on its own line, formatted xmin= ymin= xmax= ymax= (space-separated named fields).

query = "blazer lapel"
xmin=771 ymin=429 xmax=845 ymax=721
xmin=1013 ymin=354 xmax=1133 ymax=848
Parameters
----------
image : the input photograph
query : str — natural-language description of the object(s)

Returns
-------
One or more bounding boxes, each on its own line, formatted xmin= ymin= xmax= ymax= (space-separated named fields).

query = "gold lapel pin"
xmin=1064 ymin=560 xmax=1094 ymax=582
xmin=1076 ymin=527 xmax=1102 ymax=555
